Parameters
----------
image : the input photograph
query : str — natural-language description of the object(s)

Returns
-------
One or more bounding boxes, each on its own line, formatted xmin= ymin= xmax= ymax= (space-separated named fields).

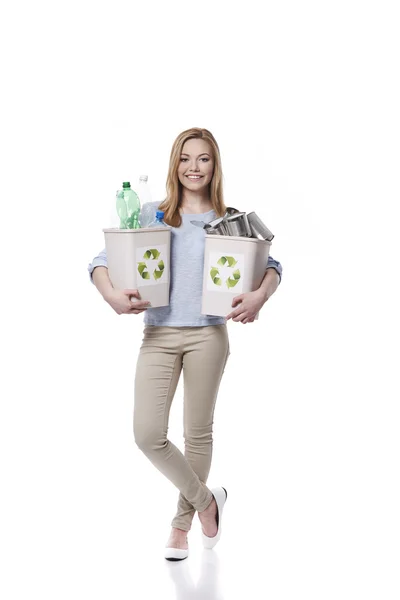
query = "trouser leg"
xmin=133 ymin=327 xmax=214 ymax=528
xmin=170 ymin=325 xmax=230 ymax=531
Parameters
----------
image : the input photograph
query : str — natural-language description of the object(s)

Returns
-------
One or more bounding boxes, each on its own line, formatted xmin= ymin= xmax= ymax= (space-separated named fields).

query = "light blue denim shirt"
xmin=88 ymin=202 xmax=283 ymax=327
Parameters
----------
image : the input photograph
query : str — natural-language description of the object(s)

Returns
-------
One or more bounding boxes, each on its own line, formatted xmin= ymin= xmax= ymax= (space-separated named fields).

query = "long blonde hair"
xmin=158 ymin=127 xmax=227 ymax=228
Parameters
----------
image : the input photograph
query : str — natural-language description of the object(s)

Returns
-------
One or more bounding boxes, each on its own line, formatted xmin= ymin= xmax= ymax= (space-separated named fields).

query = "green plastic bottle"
xmin=116 ymin=182 xmax=141 ymax=229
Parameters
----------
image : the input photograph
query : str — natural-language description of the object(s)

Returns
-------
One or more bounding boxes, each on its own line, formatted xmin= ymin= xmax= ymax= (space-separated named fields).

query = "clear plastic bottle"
xmin=137 ymin=175 xmax=156 ymax=227
xmin=139 ymin=204 xmax=157 ymax=228
xmin=116 ymin=181 xmax=141 ymax=229
xmin=147 ymin=210 xmax=168 ymax=228
xmin=137 ymin=175 xmax=152 ymax=203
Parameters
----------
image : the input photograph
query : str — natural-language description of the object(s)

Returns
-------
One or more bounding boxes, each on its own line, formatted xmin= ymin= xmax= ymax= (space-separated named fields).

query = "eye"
xmin=201 ymin=158 xmax=209 ymax=162
xmin=180 ymin=158 xmax=188 ymax=162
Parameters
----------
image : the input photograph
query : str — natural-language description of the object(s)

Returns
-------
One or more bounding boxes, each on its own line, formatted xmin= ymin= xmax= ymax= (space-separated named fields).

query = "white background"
xmin=1 ymin=1 xmax=399 ymax=599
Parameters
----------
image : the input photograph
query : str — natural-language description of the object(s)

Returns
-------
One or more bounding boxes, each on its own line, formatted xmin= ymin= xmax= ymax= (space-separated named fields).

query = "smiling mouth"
xmin=186 ymin=175 xmax=203 ymax=180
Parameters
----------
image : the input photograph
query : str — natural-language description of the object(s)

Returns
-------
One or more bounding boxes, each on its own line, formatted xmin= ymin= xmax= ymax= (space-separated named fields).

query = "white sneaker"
xmin=201 ymin=486 xmax=228 ymax=549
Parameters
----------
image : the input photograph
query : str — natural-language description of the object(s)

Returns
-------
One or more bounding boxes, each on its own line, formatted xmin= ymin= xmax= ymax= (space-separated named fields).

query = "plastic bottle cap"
xmin=123 ymin=182 xmax=131 ymax=188
xmin=156 ymin=211 xmax=164 ymax=219
xmin=139 ymin=175 xmax=148 ymax=182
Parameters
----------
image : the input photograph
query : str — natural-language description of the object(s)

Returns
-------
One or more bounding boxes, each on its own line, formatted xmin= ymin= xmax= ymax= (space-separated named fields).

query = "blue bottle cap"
xmin=156 ymin=211 xmax=165 ymax=219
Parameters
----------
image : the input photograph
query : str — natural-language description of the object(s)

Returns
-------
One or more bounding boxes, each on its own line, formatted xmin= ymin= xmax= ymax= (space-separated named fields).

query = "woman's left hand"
xmin=226 ymin=291 xmax=265 ymax=324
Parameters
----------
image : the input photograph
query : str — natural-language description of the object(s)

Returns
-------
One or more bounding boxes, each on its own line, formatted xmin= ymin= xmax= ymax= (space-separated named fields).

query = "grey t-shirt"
xmin=87 ymin=201 xmax=282 ymax=327
xmin=143 ymin=202 xmax=226 ymax=326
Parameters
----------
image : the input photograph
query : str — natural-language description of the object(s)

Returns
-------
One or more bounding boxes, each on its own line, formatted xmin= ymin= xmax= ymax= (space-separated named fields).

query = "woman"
xmin=88 ymin=127 xmax=283 ymax=561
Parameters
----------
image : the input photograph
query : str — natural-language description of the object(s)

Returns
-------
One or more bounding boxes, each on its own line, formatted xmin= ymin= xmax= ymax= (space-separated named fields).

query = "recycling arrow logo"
xmin=137 ymin=248 xmax=165 ymax=281
xmin=210 ymin=255 xmax=241 ymax=288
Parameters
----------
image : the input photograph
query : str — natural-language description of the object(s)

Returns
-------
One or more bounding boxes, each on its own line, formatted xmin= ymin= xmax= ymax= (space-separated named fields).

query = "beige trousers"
xmin=133 ymin=324 xmax=230 ymax=532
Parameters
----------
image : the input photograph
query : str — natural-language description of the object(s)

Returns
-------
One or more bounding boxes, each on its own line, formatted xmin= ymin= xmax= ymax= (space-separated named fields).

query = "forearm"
xmin=92 ymin=266 xmax=114 ymax=300
xmin=256 ymin=268 xmax=280 ymax=303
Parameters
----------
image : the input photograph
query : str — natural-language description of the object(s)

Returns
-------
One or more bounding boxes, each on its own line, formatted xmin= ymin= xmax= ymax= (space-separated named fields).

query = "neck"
xmin=180 ymin=187 xmax=212 ymax=211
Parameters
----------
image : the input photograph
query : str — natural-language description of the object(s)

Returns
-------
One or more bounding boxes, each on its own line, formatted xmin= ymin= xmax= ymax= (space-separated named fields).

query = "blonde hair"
xmin=158 ymin=127 xmax=227 ymax=228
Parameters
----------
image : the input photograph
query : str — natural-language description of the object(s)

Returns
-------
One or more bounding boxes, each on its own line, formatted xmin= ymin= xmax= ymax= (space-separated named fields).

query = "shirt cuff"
xmin=266 ymin=256 xmax=282 ymax=284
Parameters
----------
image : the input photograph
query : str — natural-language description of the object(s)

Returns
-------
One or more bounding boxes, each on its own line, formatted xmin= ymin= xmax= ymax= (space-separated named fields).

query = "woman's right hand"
xmin=104 ymin=289 xmax=151 ymax=315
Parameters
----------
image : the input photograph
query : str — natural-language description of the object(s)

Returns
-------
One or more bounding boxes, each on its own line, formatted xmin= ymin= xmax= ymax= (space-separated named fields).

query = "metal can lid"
xmin=225 ymin=212 xmax=246 ymax=220
xmin=207 ymin=216 xmax=226 ymax=228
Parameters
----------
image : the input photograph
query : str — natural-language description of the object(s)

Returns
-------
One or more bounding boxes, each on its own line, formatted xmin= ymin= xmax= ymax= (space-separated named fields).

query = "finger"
xmin=231 ymin=299 xmax=241 ymax=307
xmin=227 ymin=304 xmax=247 ymax=320
xmin=131 ymin=296 xmax=150 ymax=306
xmin=128 ymin=300 xmax=149 ymax=310
xmin=232 ymin=294 xmax=244 ymax=306
xmin=130 ymin=303 xmax=149 ymax=310
xmin=125 ymin=289 xmax=141 ymax=299
xmin=233 ymin=312 xmax=247 ymax=322
xmin=232 ymin=310 xmax=247 ymax=321
xmin=226 ymin=309 xmax=242 ymax=321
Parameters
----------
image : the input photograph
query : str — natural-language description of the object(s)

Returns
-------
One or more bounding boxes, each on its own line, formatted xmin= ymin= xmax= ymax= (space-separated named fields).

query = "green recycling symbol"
xmin=210 ymin=255 xmax=241 ymax=288
xmin=137 ymin=248 xmax=165 ymax=281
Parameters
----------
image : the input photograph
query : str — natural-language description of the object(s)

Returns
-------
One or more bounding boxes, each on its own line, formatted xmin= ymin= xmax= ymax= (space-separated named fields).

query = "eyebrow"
xmin=180 ymin=153 xmax=211 ymax=157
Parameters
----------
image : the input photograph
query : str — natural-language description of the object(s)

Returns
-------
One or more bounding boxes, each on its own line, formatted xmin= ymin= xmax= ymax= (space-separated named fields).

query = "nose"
xmin=187 ymin=159 xmax=200 ymax=172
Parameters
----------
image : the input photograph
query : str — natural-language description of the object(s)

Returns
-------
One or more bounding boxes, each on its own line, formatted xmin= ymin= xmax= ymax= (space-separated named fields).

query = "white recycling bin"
xmin=103 ymin=227 xmax=171 ymax=308
xmin=201 ymin=234 xmax=271 ymax=318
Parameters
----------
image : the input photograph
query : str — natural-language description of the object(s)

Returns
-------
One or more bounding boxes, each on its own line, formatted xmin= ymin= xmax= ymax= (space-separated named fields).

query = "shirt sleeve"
xmin=87 ymin=247 xmax=107 ymax=284
xmin=266 ymin=255 xmax=282 ymax=284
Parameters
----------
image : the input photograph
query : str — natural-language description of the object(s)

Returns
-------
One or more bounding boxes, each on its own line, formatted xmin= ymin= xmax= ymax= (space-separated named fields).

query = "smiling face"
xmin=177 ymin=137 xmax=215 ymax=192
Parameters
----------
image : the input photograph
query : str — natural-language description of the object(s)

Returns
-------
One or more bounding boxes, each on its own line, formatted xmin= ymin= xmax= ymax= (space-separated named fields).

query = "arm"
xmin=87 ymin=247 xmax=113 ymax=299
xmin=92 ymin=266 xmax=114 ymax=300
xmin=87 ymin=245 xmax=151 ymax=314
xmin=88 ymin=247 xmax=107 ymax=283
xmin=256 ymin=255 xmax=283 ymax=302
xmin=226 ymin=254 xmax=283 ymax=323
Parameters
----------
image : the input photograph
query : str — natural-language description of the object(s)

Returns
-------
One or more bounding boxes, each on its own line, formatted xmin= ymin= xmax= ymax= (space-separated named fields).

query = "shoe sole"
xmin=164 ymin=547 xmax=189 ymax=561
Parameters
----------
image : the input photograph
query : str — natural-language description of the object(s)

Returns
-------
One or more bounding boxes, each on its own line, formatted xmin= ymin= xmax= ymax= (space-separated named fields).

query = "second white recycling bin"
xmin=102 ymin=227 xmax=171 ymax=308
xmin=201 ymin=234 xmax=271 ymax=318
